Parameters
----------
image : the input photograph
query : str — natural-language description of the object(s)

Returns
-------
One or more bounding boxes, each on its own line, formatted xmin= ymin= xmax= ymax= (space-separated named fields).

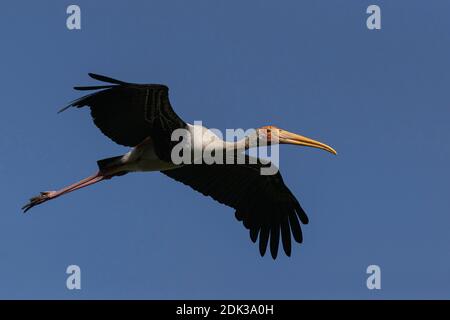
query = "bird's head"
xmin=256 ymin=125 xmax=337 ymax=155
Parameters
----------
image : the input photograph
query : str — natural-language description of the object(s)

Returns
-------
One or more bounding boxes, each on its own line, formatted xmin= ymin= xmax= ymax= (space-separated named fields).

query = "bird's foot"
xmin=22 ymin=191 xmax=56 ymax=213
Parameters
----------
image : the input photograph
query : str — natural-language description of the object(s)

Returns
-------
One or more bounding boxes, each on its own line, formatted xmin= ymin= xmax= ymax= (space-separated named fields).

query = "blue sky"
xmin=1 ymin=0 xmax=450 ymax=299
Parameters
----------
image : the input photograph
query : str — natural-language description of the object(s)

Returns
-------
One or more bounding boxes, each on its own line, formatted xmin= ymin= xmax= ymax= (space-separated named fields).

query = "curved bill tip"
xmin=326 ymin=146 xmax=338 ymax=155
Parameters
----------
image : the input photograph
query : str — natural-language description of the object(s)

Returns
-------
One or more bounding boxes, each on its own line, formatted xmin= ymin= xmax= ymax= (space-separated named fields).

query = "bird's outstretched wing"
xmin=161 ymin=154 xmax=308 ymax=259
xmin=61 ymin=73 xmax=186 ymax=161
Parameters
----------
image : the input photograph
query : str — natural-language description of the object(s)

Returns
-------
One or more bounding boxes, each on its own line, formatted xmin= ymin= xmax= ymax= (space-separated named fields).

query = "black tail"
xmin=97 ymin=155 xmax=124 ymax=173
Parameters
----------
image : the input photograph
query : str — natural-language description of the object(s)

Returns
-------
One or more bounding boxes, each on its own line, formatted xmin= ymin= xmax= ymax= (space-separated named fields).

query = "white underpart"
xmin=117 ymin=123 xmax=246 ymax=173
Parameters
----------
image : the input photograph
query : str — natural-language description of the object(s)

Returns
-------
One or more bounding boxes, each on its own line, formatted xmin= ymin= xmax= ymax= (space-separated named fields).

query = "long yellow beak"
xmin=279 ymin=130 xmax=337 ymax=155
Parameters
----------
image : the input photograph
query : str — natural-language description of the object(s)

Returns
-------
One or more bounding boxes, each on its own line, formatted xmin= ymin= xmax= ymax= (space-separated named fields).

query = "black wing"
xmin=161 ymin=154 xmax=309 ymax=259
xmin=61 ymin=73 xmax=186 ymax=161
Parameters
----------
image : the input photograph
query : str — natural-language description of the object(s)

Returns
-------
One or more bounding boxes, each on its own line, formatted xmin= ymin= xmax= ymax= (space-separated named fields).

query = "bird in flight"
xmin=23 ymin=73 xmax=336 ymax=259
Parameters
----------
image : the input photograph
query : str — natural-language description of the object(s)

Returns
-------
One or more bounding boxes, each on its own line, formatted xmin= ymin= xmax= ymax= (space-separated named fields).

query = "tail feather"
xmin=97 ymin=155 xmax=125 ymax=173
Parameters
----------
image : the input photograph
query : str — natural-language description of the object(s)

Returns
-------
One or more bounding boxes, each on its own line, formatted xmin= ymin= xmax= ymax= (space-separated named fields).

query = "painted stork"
xmin=22 ymin=73 xmax=336 ymax=259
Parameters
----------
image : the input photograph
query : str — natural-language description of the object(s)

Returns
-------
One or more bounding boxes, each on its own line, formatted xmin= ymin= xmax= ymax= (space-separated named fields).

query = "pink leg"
xmin=22 ymin=171 xmax=110 ymax=213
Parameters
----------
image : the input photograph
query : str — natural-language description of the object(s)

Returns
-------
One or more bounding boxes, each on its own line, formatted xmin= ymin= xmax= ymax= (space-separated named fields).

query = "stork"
xmin=22 ymin=73 xmax=336 ymax=259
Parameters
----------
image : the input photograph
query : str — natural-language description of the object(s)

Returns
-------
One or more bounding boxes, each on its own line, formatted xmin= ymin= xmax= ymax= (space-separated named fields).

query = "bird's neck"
xmin=186 ymin=123 xmax=264 ymax=153
xmin=223 ymin=138 xmax=249 ymax=151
